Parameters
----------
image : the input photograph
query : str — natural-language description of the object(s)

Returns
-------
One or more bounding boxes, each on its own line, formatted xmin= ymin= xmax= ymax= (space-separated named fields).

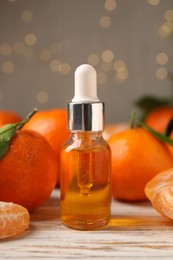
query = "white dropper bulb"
xmin=72 ymin=64 xmax=100 ymax=103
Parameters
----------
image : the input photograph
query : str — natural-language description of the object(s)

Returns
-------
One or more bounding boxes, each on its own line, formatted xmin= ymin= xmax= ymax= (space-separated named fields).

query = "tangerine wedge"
xmin=0 ymin=202 xmax=30 ymax=239
xmin=145 ymin=168 xmax=173 ymax=220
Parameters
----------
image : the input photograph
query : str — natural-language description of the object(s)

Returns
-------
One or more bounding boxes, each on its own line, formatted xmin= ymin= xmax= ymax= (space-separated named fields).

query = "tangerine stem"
xmin=130 ymin=111 xmax=136 ymax=129
xmin=17 ymin=108 xmax=37 ymax=130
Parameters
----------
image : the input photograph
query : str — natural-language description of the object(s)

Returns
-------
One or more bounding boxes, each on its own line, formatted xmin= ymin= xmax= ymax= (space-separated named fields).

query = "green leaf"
xmin=0 ymin=108 xmax=37 ymax=160
xmin=136 ymin=120 xmax=173 ymax=146
xmin=0 ymin=141 xmax=10 ymax=160
xmin=0 ymin=123 xmax=17 ymax=140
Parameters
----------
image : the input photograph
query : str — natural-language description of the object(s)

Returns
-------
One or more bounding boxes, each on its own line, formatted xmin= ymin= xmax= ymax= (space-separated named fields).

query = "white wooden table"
xmin=1 ymin=189 xmax=173 ymax=259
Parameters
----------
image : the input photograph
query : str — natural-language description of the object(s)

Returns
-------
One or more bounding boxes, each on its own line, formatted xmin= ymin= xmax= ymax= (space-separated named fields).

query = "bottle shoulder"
xmin=62 ymin=133 xmax=110 ymax=153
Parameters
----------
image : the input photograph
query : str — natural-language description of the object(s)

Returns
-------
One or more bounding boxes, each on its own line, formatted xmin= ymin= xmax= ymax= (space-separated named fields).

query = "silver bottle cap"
xmin=68 ymin=102 xmax=104 ymax=131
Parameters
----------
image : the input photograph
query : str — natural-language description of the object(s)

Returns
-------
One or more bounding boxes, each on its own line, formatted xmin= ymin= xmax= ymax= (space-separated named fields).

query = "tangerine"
xmin=108 ymin=127 xmax=173 ymax=201
xmin=0 ymin=202 xmax=30 ymax=239
xmin=103 ymin=122 xmax=129 ymax=141
xmin=23 ymin=108 xmax=69 ymax=184
xmin=144 ymin=106 xmax=173 ymax=133
xmin=145 ymin=168 xmax=173 ymax=220
xmin=0 ymin=130 xmax=58 ymax=211
xmin=0 ymin=110 xmax=22 ymax=127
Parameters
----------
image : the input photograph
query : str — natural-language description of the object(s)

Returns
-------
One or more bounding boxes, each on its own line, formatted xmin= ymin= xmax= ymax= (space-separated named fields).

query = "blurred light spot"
xmin=147 ymin=0 xmax=160 ymax=6
xmin=25 ymin=33 xmax=37 ymax=46
xmin=21 ymin=10 xmax=33 ymax=23
xmin=13 ymin=42 xmax=25 ymax=53
xmin=99 ymin=16 xmax=111 ymax=28
xmin=159 ymin=22 xmax=173 ymax=37
xmin=22 ymin=47 xmax=34 ymax=59
xmin=155 ymin=67 xmax=168 ymax=80
xmin=59 ymin=63 xmax=71 ymax=75
xmin=164 ymin=10 xmax=173 ymax=22
xmin=36 ymin=91 xmax=48 ymax=104
xmin=104 ymin=0 xmax=117 ymax=11
xmin=156 ymin=53 xmax=168 ymax=65
xmin=2 ymin=61 xmax=14 ymax=74
xmin=114 ymin=60 xmax=126 ymax=71
xmin=116 ymin=68 xmax=129 ymax=81
xmin=101 ymin=62 xmax=113 ymax=72
xmin=0 ymin=91 xmax=4 ymax=101
xmin=0 ymin=44 xmax=12 ymax=56
xmin=87 ymin=54 xmax=99 ymax=66
xmin=50 ymin=42 xmax=61 ymax=53
xmin=40 ymin=49 xmax=52 ymax=61
xmin=162 ymin=22 xmax=173 ymax=33
xmin=49 ymin=59 xmax=61 ymax=72
xmin=8 ymin=0 xmax=17 ymax=2
xmin=102 ymin=50 xmax=114 ymax=63
xmin=97 ymin=72 xmax=107 ymax=84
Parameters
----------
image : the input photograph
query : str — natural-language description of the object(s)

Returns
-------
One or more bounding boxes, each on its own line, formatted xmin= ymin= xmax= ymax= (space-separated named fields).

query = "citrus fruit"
xmin=0 ymin=129 xmax=58 ymax=211
xmin=0 ymin=110 xmax=22 ymax=127
xmin=103 ymin=123 xmax=129 ymax=141
xmin=108 ymin=127 xmax=173 ymax=201
xmin=0 ymin=202 xmax=30 ymax=239
xmin=23 ymin=108 xmax=69 ymax=184
xmin=145 ymin=168 xmax=173 ymax=220
xmin=144 ymin=106 xmax=173 ymax=133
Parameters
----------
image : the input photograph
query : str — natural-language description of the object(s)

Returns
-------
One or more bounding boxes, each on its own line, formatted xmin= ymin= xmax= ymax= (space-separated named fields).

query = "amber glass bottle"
xmin=60 ymin=64 xmax=111 ymax=230
xmin=60 ymin=131 xmax=111 ymax=230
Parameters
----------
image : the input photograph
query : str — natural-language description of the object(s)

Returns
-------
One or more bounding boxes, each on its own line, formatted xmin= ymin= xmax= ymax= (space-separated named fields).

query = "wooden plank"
xmin=0 ymin=189 xmax=173 ymax=259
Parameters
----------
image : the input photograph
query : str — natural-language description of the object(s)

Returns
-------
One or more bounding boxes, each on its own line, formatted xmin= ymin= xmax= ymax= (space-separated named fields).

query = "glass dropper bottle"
xmin=60 ymin=64 xmax=111 ymax=230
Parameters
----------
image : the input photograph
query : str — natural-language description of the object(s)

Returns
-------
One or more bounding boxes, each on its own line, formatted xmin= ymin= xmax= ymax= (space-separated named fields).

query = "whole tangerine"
xmin=0 ymin=129 xmax=58 ymax=211
xmin=108 ymin=127 xmax=173 ymax=201
xmin=145 ymin=106 xmax=173 ymax=133
xmin=0 ymin=110 xmax=22 ymax=127
xmin=23 ymin=108 xmax=69 ymax=185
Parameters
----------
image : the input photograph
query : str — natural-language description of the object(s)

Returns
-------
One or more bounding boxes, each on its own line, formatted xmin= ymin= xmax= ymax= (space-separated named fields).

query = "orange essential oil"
xmin=60 ymin=64 xmax=111 ymax=230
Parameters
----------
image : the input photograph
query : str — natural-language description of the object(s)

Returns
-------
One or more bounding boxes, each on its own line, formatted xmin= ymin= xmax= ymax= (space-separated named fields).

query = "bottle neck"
xmin=70 ymin=131 xmax=103 ymax=139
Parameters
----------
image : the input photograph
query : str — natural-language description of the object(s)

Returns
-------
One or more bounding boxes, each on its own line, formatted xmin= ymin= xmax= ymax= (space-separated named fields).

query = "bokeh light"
xmin=155 ymin=67 xmax=168 ymax=80
xmin=102 ymin=50 xmax=114 ymax=63
xmin=147 ymin=0 xmax=160 ymax=6
xmin=59 ymin=63 xmax=71 ymax=75
xmin=164 ymin=10 xmax=173 ymax=22
xmin=36 ymin=91 xmax=48 ymax=104
xmin=2 ymin=61 xmax=14 ymax=74
xmin=156 ymin=53 xmax=168 ymax=65
xmin=49 ymin=59 xmax=61 ymax=72
xmin=115 ymin=68 xmax=129 ymax=81
xmin=113 ymin=60 xmax=126 ymax=71
xmin=87 ymin=54 xmax=100 ymax=66
xmin=104 ymin=0 xmax=117 ymax=11
xmin=99 ymin=16 xmax=112 ymax=28
xmin=25 ymin=33 xmax=37 ymax=46
xmin=0 ymin=44 xmax=12 ymax=56
xmin=21 ymin=10 xmax=33 ymax=23
xmin=40 ymin=49 xmax=52 ymax=61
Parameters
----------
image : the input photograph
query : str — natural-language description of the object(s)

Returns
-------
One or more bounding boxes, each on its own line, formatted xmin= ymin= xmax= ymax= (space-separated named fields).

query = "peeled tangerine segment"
xmin=0 ymin=202 xmax=30 ymax=239
xmin=145 ymin=168 xmax=173 ymax=220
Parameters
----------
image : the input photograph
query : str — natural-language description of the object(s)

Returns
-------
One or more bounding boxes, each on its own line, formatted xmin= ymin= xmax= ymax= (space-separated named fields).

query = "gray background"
xmin=0 ymin=0 xmax=173 ymax=123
